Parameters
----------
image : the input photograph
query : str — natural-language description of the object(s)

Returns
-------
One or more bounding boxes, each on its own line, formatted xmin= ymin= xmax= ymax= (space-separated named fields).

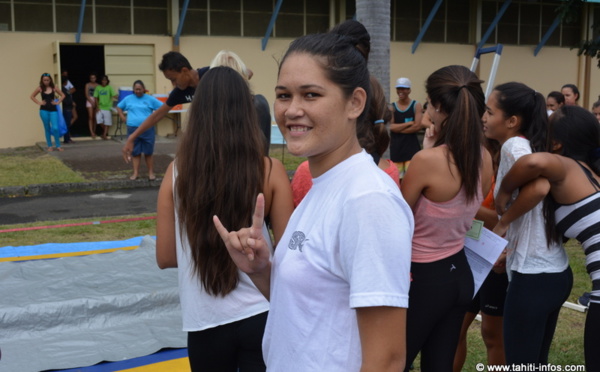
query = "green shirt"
xmin=93 ymin=85 xmax=117 ymax=111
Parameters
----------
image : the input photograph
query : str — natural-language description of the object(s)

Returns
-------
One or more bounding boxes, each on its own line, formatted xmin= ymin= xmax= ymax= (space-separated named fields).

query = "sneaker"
xmin=578 ymin=292 xmax=591 ymax=307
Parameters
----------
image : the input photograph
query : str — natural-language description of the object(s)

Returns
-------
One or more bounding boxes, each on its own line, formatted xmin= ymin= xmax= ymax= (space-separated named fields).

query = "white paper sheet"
xmin=464 ymin=227 xmax=508 ymax=296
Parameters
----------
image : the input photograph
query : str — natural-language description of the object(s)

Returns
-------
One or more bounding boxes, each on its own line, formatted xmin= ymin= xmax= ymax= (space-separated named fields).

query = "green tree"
xmin=559 ymin=0 xmax=600 ymax=67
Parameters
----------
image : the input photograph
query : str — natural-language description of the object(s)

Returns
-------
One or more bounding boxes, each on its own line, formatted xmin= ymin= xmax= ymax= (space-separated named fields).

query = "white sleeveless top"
xmin=172 ymin=167 xmax=271 ymax=331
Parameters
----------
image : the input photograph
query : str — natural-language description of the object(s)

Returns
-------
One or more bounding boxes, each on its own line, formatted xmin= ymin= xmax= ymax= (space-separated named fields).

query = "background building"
xmin=1 ymin=0 xmax=599 ymax=148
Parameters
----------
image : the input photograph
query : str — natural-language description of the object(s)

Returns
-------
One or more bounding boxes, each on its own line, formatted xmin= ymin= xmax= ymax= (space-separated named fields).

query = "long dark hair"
xmin=544 ymin=106 xmax=600 ymax=244
xmin=175 ymin=66 xmax=265 ymax=296
xmin=358 ymin=75 xmax=392 ymax=160
xmin=493 ymin=82 xmax=551 ymax=153
xmin=279 ymin=20 xmax=371 ymax=125
xmin=39 ymin=73 xmax=54 ymax=90
xmin=425 ymin=65 xmax=485 ymax=202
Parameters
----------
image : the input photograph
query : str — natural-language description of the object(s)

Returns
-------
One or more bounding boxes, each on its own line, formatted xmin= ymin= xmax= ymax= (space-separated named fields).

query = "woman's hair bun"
xmin=329 ymin=20 xmax=371 ymax=61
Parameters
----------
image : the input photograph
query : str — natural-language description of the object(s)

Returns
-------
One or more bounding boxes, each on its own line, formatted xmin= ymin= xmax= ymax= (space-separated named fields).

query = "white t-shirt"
xmin=173 ymin=168 xmax=270 ymax=332
xmin=263 ymin=150 xmax=413 ymax=371
xmin=494 ymin=137 xmax=568 ymax=278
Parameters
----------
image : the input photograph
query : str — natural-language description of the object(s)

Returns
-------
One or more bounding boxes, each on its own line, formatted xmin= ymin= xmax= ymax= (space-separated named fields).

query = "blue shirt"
xmin=117 ymin=94 xmax=163 ymax=127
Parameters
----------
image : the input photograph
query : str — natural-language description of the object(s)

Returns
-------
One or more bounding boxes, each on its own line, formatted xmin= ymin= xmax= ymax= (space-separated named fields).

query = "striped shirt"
xmin=555 ymin=164 xmax=600 ymax=305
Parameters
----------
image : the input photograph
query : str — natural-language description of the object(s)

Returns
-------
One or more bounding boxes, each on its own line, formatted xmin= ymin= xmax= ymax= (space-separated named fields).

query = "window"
xmin=481 ymin=0 xmax=583 ymax=47
xmin=392 ymin=0 xmax=471 ymax=44
xmin=2 ymin=0 xmax=167 ymax=35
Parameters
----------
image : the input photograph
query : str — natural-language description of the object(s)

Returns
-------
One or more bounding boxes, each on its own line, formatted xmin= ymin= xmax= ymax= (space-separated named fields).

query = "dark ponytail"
xmin=494 ymin=82 xmax=551 ymax=153
xmin=358 ymin=75 xmax=392 ymax=162
xmin=543 ymin=106 xmax=600 ymax=244
xmin=426 ymin=65 xmax=485 ymax=202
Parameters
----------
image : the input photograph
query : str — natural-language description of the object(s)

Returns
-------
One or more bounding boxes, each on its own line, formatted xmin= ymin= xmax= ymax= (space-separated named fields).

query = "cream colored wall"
xmin=480 ymin=46 xmax=581 ymax=99
xmin=2 ymin=32 xmax=173 ymax=149
xmin=389 ymin=43 xmax=585 ymax=106
xmin=1 ymin=31 xmax=596 ymax=149
xmin=389 ymin=42 xmax=476 ymax=104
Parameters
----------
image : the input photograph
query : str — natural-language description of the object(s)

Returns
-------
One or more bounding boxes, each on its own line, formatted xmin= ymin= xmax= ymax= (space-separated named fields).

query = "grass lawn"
xmin=0 ymin=149 xmax=85 ymax=187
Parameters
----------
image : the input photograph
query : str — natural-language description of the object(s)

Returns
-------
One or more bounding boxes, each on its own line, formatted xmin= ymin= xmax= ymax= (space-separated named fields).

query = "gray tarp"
xmin=0 ymin=236 xmax=186 ymax=372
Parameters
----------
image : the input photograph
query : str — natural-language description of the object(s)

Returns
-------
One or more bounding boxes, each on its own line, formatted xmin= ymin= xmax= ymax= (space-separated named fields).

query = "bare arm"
xmin=53 ymin=88 xmax=65 ymax=105
xmin=85 ymin=83 xmax=95 ymax=105
xmin=116 ymin=107 xmax=127 ymax=123
xmin=400 ymin=149 xmax=435 ymax=211
xmin=357 ymin=306 xmax=407 ymax=372
xmin=265 ymin=158 xmax=294 ymax=245
xmin=29 ymin=87 xmax=42 ymax=105
xmin=390 ymin=103 xmax=423 ymax=134
xmin=493 ymin=177 xmax=550 ymax=237
xmin=475 ymin=206 xmax=499 ymax=230
xmin=498 ymin=153 xmax=565 ymax=199
xmin=122 ymin=103 xmax=172 ymax=162
xmin=156 ymin=162 xmax=177 ymax=269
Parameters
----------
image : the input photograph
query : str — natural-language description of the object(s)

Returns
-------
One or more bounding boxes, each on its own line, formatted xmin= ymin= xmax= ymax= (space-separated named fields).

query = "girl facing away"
xmin=495 ymin=105 xmax=600 ymax=371
xmin=484 ymin=82 xmax=571 ymax=365
xmin=400 ymin=65 xmax=493 ymax=372
xmin=30 ymin=73 xmax=65 ymax=151
xmin=155 ymin=67 xmax=294 ymax=371
xmin=214 ymin=20 xmax=414 ymax=371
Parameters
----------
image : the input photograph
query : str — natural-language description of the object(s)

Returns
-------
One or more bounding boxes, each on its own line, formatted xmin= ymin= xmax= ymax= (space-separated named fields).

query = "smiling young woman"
xmin=214 ymin=20 xmax=414 ymax=372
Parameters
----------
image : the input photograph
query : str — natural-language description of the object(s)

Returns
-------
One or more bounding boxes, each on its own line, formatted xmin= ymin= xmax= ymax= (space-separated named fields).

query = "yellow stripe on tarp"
xmin=119 ymin=357 xmax=190 ymax=372
xmin=0 ymin=245 xmax=139 ymax=262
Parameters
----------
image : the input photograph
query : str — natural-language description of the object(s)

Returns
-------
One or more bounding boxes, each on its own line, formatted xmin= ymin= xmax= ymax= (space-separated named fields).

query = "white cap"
xmin=395 ymin=77 xmax=411 ymax=89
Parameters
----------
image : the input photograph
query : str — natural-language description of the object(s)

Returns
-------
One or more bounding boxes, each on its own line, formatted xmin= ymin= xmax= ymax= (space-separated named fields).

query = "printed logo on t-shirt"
xmin=288 ymin=231 xmax=308 ymax=252
xmin=185 ymin=95 xmax=193 ymax=102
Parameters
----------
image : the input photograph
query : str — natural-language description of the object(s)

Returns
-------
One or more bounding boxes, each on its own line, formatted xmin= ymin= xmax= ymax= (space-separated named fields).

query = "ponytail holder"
xmin=374 ymin=119 xmax=384 ymax=124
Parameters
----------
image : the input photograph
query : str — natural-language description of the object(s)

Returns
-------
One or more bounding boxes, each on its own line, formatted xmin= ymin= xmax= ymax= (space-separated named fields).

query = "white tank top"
xmin=172 ymin=167 xmax=270 ymax=331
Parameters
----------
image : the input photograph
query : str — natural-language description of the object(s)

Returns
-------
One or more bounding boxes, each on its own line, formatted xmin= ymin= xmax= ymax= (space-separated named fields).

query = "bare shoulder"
xmin=412 ymin=146 xmax=446 ymax=166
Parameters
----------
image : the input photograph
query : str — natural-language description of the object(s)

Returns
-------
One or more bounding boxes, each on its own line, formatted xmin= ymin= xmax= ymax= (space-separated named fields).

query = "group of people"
xmin=147 ymin=19 xmax=600 ymax=372
xmin=29 ymin=70 xmax=172 ymax=179
xmin=26 ymin=18 xmax=596 ymax=371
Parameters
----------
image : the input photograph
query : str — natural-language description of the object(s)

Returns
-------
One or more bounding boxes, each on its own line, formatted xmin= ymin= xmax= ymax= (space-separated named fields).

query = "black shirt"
xmin=165 ymin=67 xmax=209 ymax=107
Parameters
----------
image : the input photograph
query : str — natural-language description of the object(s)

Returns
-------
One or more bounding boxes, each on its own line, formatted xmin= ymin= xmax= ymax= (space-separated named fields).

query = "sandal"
xmin=56 ymin=147 xmax=64 ymax=152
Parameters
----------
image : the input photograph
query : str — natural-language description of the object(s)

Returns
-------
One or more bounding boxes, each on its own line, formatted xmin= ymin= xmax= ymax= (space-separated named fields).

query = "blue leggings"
xmin=39 ymin=110 xmax=61 ymax=148
xmin=503 ymin=267 xmax=573 ymax=364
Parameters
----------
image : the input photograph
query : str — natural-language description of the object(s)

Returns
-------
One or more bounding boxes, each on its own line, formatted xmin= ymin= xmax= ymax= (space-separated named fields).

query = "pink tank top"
xmin=411 ymin=179 xmax=483 ymax=263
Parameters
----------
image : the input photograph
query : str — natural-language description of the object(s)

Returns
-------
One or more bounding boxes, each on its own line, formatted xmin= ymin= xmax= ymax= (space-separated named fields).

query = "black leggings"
xmin=187 ymin=312 xmax=267 ymax=372
xmin=405 ymin=249 xmax=474 ymax=372
xmin=585 ymin=302 xmax=600 ymax=371
xmin=503 ymin=268 xmax=573 ymax=365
